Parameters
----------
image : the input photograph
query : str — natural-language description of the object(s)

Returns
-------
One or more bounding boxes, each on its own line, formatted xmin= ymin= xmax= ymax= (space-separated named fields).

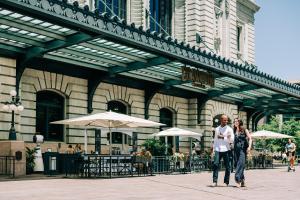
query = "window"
xmin=237 ymin=25 xmax=242 ymax=52
xmin=97 ymin=0 xmax=127 ymax=20
xmin=150 ymin=0 xmax=172 ymax=35
xmin=236 ymin=23 xmax=245 ymax=60
xmin=107 ymin=100 xmax=127 ymax=114
xmin=36 ymin=91 xmax=64 ymax=141
xmin=107 ymin=100 xmax=129 ymax=144
xmin=159 ymin=108 xmax=177 ymax=153
xmin=212 ymin=114 xmax=232 ymax=128
xmin=159 ymin=108 xmax=173 ymax=127
xmin=107 ymin=132 xmax=126 ymax=144
xmin=214 ymin=1 xmax=223 ymax=53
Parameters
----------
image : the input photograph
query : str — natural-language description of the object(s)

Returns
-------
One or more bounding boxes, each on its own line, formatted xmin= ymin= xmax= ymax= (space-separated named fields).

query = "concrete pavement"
xmin=0 ymin=166 xmax=299 ymax=200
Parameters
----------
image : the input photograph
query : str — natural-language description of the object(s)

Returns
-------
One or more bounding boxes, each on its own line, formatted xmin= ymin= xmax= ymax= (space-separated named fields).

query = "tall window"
xmin=159 ymin=108 xmax=177 ymax=153
xmin=97 ymin=0 xmax=127 ymax=20
xmin=36 ymin=91 xmax=64 ymax=141
xmin=107 ymin=100 xmax=129 ymax=144
xmin=159 ymin=108 xmax=173 ymax=127
xmin=237 ymin=25 xmax=243 ymax=54
xmin=150 ymin=0 xmax=172 ymax=35
xmin=214 ymin=0 xmax=223 ymax=54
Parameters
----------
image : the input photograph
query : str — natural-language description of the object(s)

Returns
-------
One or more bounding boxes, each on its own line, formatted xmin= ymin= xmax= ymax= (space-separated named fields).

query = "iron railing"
xmin=0 ymin=156 xmax=15 ymax=177
xmin=60 ymin=154 xmax=278 ymax=178
xmin=80 ymin=155 xmax=151 ymax=178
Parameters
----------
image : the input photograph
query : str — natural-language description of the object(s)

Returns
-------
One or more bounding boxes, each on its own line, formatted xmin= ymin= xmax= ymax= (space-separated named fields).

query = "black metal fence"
xmin=56 ymin=154 xmax=277 ymax=178
xmin=0 ymin=156 xmax=15 ymax=177
xmin=82 ymin=155 xmax=151 ymax=178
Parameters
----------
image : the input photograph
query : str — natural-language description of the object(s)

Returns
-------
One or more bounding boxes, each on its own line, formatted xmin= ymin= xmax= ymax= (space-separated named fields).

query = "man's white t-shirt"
xmin=213 ymin=125 xmax=234 ymax=152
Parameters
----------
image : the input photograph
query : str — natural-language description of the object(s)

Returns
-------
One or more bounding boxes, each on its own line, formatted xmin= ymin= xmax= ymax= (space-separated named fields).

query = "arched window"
xmin=159 ymin=108 xmax=177 ymax=153
xmin=36 ymin=91 xmax=64 ymax=141
xmin=213 ymin=114 xmax=232 ymax=128
xmin=107 ymin=100 xmax=127 ymax=114
xmin=159 ymin=108 xmax=173 ymax=127
xmin=107 ymin=100 xmax=129 ymax=144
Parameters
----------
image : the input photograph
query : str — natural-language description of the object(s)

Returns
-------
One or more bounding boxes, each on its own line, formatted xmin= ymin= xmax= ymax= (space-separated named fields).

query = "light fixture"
xmin=10 ymin=90 xmax=17 ymax=97
xmin=17 ymin=105 xmax=24 ymax=112
xmin=1 ymin=90 xmax=24 ymax=140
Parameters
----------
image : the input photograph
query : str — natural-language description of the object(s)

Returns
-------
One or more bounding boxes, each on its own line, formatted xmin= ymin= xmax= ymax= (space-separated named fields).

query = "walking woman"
xmin=233 ymin=118 xmax=252 ymax=187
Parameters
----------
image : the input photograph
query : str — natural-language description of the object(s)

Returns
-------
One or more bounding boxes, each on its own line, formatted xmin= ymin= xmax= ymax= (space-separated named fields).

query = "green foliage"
xmin=26 ymin=147 xmax=36 ymax=174
xmin=141 ymin=138 xmax=168 ymax=156
xmin=257 ymin=116 xmax=300 ymax=153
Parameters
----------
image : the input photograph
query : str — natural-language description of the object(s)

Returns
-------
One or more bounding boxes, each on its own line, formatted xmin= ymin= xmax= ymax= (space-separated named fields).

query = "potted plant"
xmin=26 ymin=147 xmax=36 ymax=174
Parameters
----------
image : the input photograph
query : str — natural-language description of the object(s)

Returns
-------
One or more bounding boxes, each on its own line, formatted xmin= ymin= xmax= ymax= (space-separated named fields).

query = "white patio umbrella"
xmin=150 ymin=127 xmax=203 ymax=154
xmin=150 ymin=127 xmax=203 ymax=170
xmin=151 ymin=127 xmax=203 ymax=138
xmin=251 ymin=130 xmax=293 ymax=139
xmin=251 ymin=130 xmax=293 ymax=152
xmin=52 ymin=111 xmax=164 ymax=155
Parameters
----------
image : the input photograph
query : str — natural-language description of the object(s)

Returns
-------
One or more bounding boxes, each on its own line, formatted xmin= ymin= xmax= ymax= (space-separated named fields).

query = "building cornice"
xmin=237 ymin=0 xmax=260 ymax=13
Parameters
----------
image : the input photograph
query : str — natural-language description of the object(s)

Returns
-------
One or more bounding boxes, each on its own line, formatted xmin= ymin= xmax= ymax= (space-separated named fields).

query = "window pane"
xmin=97 ymin=0 xmax=126 ymax=20
xmin=107 ymin=101 xmax=127 ymax=114
xmin=150 ymin=0 xmax=172 ymax=35
xmin=36 ymin=91 xmax=64 ymax=141
xmin=107 ymin=132 xmax=123 ymax=144
xmin=159 ymin=108 xmax=173 ymax=127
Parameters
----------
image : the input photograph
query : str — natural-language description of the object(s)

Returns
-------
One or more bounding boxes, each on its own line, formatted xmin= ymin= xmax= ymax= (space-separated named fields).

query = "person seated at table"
xmin=74 ymin=143 xmax=83 ymax=154
xmin=66 ymin=144 xmax=75 ymax=154
xmin=144 ymin=149 xmax=152 ymax=161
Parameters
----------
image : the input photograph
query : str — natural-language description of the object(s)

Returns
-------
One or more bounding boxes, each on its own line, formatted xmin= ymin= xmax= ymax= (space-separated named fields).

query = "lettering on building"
xmin=182 ymin=66 xmax=215 ymax=88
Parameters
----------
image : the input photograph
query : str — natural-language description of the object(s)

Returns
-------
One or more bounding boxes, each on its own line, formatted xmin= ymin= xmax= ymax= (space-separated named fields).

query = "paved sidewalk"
xmin=0 ymin=167 xmax=299 ymax=200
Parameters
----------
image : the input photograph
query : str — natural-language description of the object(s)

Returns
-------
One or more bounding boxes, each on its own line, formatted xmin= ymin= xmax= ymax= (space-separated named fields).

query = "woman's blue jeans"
xmin=235 ymin=149 xmax=246 ymax=182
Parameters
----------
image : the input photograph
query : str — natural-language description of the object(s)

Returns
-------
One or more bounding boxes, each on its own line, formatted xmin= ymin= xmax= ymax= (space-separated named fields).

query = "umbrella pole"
xmin=109 ymin=126 xmax=112 ymax=156
xmin=189 ymin=138 xmax=192 ymax=172
xmin=109 ymin=122 xmax=112 ymax=178
xmin=84 ymin=128 xmax=88 ymax=154
xmin=165 ymin=136 xmax=168 ymax=155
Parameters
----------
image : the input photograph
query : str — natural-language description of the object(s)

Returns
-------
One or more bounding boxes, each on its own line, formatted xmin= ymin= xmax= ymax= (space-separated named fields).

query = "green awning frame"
xmin=0 ymin=0 xmax=299 ymax=117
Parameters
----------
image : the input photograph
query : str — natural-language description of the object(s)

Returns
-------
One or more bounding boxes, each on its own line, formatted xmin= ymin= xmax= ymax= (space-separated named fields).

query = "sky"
xmin=255 ymin=0 xmax=300 ymax=82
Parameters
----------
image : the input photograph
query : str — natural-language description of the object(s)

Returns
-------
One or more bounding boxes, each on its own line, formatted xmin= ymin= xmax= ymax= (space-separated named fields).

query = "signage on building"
xmin=181 ymin=66 xmax=215 ymax=88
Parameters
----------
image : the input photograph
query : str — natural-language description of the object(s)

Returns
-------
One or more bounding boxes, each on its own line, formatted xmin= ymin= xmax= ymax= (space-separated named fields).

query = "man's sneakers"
xmin=212 ymin=182 xmax=229 ymax=187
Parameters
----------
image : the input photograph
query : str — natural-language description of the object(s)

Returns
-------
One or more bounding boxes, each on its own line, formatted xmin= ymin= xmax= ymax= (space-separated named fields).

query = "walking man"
xmin=212 ymin=114 xmax=234 ymax=187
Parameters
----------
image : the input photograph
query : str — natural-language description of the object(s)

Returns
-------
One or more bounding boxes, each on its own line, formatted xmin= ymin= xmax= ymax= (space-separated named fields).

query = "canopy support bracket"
xmin=88 ymin=73 xmax=107 ymax=113
xmin=197 ymin=95 xmax=209 ymax=124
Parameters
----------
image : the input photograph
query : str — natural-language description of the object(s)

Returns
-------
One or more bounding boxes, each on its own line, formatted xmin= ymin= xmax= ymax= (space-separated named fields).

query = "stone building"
xmin=0 ymin=0 xmax=299 ymax=156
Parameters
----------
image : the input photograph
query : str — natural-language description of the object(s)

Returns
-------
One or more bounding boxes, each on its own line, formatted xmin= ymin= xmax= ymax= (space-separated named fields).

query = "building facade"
xmin=1 ymin=0 xmax=299 ymax=155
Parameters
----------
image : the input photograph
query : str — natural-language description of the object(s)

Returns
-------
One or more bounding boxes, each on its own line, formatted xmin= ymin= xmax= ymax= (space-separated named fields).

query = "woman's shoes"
xmin=241 ymin=179 xmax=246 ymax=187
xmin=235 ymin=181 xmax=241 ymax=188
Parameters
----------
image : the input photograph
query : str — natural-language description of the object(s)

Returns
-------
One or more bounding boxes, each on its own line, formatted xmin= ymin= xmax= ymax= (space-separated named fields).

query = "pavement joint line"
xmin=141 ymin=178 xmax=248 ymax=200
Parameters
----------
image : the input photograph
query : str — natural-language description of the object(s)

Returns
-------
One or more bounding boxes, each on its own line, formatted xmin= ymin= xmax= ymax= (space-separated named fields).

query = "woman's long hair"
xmin=233 ymin=118 xmax=245 ymax=134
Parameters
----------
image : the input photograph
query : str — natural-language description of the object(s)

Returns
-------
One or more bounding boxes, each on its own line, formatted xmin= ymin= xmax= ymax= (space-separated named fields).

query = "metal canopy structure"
xmin=0 ymin=0 xmax=300 ymax=122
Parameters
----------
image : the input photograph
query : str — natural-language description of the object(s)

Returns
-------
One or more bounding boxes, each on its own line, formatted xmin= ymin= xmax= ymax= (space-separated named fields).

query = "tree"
xmin=142 ymin=138 xmax=168 ymax=156
xmin=257 ymin=116 xmax=300 ymax=153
